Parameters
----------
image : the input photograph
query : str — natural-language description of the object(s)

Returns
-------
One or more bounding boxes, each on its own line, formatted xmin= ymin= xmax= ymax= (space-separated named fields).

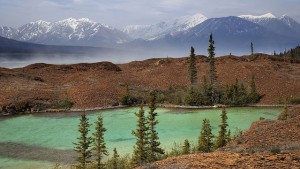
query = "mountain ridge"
xmin=0 ymin=18 xmax=131 ymax=47
xmin=1 ymin=13 xmax=300 ymax=56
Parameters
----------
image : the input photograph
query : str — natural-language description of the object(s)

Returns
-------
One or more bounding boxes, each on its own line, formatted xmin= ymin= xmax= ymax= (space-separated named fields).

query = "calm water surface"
xmin=0 ymin=107 xmax=282 ymax=169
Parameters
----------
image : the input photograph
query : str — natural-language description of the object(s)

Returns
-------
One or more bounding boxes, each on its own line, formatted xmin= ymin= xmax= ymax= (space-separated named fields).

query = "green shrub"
xmin=165 ymin=142 xmax=182 ymax=157
xmin=105 ymin=154 xmax=132 ymax=169
xmin=270 ymin=147 xmax=281 ymax=154
xmin=289 ymin=97 xmax=300 ymax=104
xmin=52 ymin=100 xmax=74 ymax=109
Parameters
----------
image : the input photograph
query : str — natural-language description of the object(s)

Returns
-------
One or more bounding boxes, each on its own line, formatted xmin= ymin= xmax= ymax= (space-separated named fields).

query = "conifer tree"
xmin=147 ymin=91 xmax=164 ymax=162
xmin=189 ymin=46 xmax=197 ymax=86
xmin=112 ymin=148 xmax=119 ymax=169
xmin=120 ymin=85 xmax=134 ymax=105
xmin=248 ymin=75 xmax=260 ymax=103
xmin=182 ymin=139 xmax=191 ymax=155
xmin=132 ymin=105 xmax=149 ymax=166
xmin=226 ymin=130 xmax=232 ymax=143
xmin=201 ymin=76 xmax=212 ymax=105
xmin=215 ymin=108 xmax=229 ymax=149
xmin=251 ymin=42 xmax=254 ymax=55
xmin=208 ymin=33 xmax=217 ymax=86
xmin=198 ymin=118 xmax=214 ymax=152
xmin=92 ymin=114 xmax=108 ymax=169
xmin=208 ymin=33 xmax=218 ymax=104
xmin=291 ymin=48 xmax=295 ymax=58
xmin=74 ymin=113 xmax=92 ymax=169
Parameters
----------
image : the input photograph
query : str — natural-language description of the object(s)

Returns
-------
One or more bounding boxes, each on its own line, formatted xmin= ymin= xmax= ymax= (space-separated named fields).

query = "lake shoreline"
xmin=0 ymin=104 xmax=286 ymax=118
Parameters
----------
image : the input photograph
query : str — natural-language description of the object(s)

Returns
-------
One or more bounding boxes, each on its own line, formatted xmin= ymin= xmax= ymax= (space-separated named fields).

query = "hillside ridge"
xmin=1 ymin=54 xmax=300 ymax=112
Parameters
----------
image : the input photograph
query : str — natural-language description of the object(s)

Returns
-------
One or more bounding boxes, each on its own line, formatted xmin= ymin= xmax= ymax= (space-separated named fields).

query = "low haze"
xmin=0 ymin=0 xmax=300 ymax=28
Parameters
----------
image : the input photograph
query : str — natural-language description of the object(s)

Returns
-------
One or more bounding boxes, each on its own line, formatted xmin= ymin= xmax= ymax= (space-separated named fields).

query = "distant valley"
xmin=1 ymin=13 xmax=300 ymax=67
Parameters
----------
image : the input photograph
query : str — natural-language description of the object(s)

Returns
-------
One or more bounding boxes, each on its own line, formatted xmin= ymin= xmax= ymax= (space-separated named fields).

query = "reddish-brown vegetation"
xmin=1 ymin=54 xmax=300 ymax=110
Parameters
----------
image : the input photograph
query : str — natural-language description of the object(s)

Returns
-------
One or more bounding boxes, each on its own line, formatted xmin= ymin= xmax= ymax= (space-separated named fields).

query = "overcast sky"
xmin=1 ymin=0 xmax=300 ymax=28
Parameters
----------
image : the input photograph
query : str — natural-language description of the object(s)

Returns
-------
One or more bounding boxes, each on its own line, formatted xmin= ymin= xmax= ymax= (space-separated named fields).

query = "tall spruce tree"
xmin=215 ymin=108 xmax=229 ymax=149
xmin=198 ymin=118 xmax=214 ymax=152
xmin=251 ymin=42 xmax=254 ymax=55
xmin=92 ymin=114 xmax=108 ymax=169
xmin=208 ymin=33 xmax=218 ymax=104
xmin=189 ymin=46 xmax=197 ymax=86
xmin=147 ymin=91 xmax=164 ymax=162
xmin=74 ymin=113 xmax=92 ymax=169
xmin=132 ymin=105 xmax=149 ymax=166
xmin=208 ymin=33 xmax=217 ymax=86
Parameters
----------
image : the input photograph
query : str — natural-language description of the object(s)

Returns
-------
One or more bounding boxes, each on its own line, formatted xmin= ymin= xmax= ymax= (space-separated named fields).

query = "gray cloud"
xmin=0 ymin=0 xmax=299 ymax=28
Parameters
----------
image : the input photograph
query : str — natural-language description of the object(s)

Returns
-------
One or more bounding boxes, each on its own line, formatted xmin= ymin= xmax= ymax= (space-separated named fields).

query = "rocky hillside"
xmin=144 ymin=151 xmax=300 ymax=169
xmin=1 ymin=54 xmax=300 ymax=112
xmin=223 ymin=106 xmax=300 ymax=153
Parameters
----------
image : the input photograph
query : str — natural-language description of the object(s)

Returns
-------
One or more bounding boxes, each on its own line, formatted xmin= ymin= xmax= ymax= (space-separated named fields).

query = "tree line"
xmin=121 ymin=33 xmax=262 ymax=107
xmin=73 ymin=91 xmax=234 ymax=169
xmin=186 ymin=34 xmax=262 ymax=106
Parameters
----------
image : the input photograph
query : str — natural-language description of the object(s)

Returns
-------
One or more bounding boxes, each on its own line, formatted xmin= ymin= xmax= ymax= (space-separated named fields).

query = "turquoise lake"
xmin=0 ymin=107 xmax=282 ymax=169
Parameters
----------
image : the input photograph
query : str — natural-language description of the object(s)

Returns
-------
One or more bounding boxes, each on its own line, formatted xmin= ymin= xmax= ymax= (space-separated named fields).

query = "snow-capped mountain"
xmin=280 ymin=15 xmax=300 ymax=34
xmin=124 ymin=16 xmax=300 ymax=56
xmin=18 ymin=20 xmax=51 ymax=42
xmin=0 ymin=26 xmax=17 ymax=39
xmin=123 ymin=13 xmax=207 ymax=40
xmin=168 ymin=16 xmax=286 ymax=50
xmin=239 ymin=13 xmax=277 ymax=20
xmin=1 ymin=13 xmax=300 ymax=56
xmin=239 ymin=13 xmax=300 ymax=38
xmin=0 ymin=18 xmax=131 ymax=47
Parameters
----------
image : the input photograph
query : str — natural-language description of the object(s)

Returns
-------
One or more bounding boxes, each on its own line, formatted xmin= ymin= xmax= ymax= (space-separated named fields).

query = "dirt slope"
xmin=144 ymin=152 xmax=300 ymax=169
xmin=1 ymin=54 xmax=300 ymax=109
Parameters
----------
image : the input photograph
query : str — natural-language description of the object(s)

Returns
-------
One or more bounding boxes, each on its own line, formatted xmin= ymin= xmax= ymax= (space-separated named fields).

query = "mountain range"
xmin=1 ymin=13 xmax=300 ymax=56
xmin=0 ymin=18 xmax=131 ymax=47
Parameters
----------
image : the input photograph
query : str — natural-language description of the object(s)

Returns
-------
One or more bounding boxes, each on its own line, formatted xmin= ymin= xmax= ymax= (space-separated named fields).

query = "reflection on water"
xmin=109 ymin=138 xmax=135 ymax=142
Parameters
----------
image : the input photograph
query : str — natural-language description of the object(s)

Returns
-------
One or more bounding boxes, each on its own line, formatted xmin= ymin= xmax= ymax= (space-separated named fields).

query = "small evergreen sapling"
xmin=182 ymin=139 xmax=191 ymax=155
xmin=112 ymin=148 xmax=119 ymax=169
xmin=198 ymin=118 xmax=214 ymax=152
xmin=215 ymin=108 xmax=229 ymax=149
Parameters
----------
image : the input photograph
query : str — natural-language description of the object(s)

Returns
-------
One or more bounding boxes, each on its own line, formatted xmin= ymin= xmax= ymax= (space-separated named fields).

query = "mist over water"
xmin=0 ymin=50 xmax=184 ymax=68
xmin=0 ymin=45 xmax=253 ymax=68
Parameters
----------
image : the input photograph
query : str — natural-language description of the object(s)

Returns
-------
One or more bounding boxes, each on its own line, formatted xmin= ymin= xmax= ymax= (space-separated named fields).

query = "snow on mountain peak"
xmin=239 ymin=13 xmax=277 ymax=20
xmin=279 ymin=14 xmax=299 ymax=27
xmin=122 ymin=25 xmax=151 ymax=33
xmin=29 ymin=20 xmax=50 ymax=26
xmin=261 ymin=13 xmax=277 ymax=18
xmin=175 ymin=13 xmax=207 ymax=31
xmin=280 ymin=14 xmax=294 ymax=20
xmin=123 ymin=13 xmax=207 ymax=39
xmin=78 ymin=18 xmax=94 ymax=23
